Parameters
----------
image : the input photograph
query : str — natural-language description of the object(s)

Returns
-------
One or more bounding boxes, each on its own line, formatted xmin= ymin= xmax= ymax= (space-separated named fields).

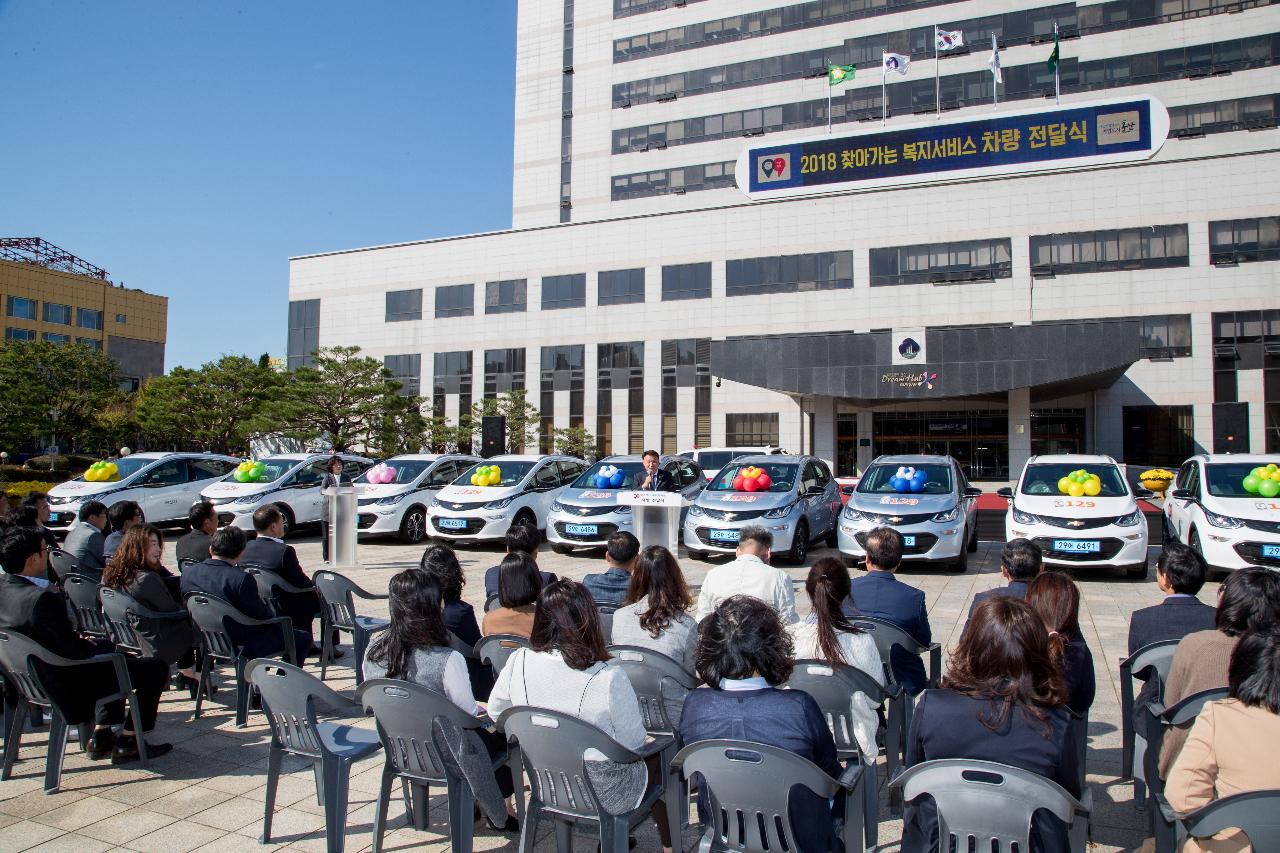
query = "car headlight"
xmin=843 ymin=506 xmax=865 ymax=521
xmin=1115 ymin=509 xmax=1145 ymax=528
xmin=931 ymin=505 xmax=960 ymax=523
xmin=688 ymin=504 xmax=704 ymax=517
xmin=373 ymin=494 xmax=407 ymax=506
xmin=1011 ymin=507 xmax=1038 ymax=525
xmin=1202 ymin=509 xmax=1244 ymax=529
xmin=615 ymin=504 xmax=631 ymax=514
xmin=430 ymin=497 xmax=441 ymax=508
xmin=550 ymin=500 xmax=563 ymax=513
xmin=485 ymin=497 xmax=514 ymax=510
xmin=763 ymin=501 xmax=796 ymax=519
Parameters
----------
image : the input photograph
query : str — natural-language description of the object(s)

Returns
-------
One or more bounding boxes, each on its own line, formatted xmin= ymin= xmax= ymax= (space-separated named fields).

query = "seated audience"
xmin=1127 ymin=544 xmax=1216 ymax=710
xmin=845 ymin=527 xmax=932 ymax=694
xmin=1166 ymin=630 xmax=1280 ymax=853
xmin=489 ymin=580 xmax=669 ymax=851
xmin=1026 ymin=571 xmax=1096 ymax=717
xmin=967 ymin=538 xmax=1042 ymax=619
xmin=21 ymin=491 xmax=58 ymax=550
xmin=903 ymin=597 xmax=1079 ymax=853
xmin=103 ymin=501 xmax=143 ymax=563
xmin=681 ymin=595 xmax=842 ymax=853
xmin=695 ymin=525 xmax=798 ymax=624
xmin=611 ymin=545 xmax=698 ymax=672
xmin=240 ymin=505 xmax=322 ymax=655
xmin=63 ymin=500 xmax=108 ymax=576
xmin=176 ymin=501 xmax=219 ymax=567
xmin=583 ymin=531 xmax=639 ymax=609
xmin=788 ymin=557 xmax=884 ymax=763
xmin=481 ymin=553 xmax=542 ymax=639
xmin=419 ymin=543 xmax=492 ymax=700
xmin=1159 ymin=566 xmax=1280 ymax=777
xmin=482 ymin=523 xmax=557 ymax=599
xmin=0 ymin=525 xmax=171 ymax=762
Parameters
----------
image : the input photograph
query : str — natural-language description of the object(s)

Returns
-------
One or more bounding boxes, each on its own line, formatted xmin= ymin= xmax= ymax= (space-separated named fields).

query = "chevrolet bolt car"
xmin=837 ymin=455 xmax=980 ymax=572
xmin=354 ymin=454 xmax=481 ymax=543
xmin=47 ymin=452 xmax=240 ymax=531
xmin=427 ymin=454 xmax=588 ymax=543
xmin=683 ymin=454 xmax=840 ymax=563
xmin=200 ymin=453 xmax=373 ymax=534
xmin=1000 ymin=454 xmax=1150 ymax=579
xmin=1163 ymin=453 xmax=1280 ymax=577
xmin=546 ymin=454 xmax=706 ymax=554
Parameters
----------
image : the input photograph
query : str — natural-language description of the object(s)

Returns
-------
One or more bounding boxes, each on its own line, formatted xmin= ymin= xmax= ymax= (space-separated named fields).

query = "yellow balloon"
xmin=1082 ymin=479 xmax=1101 ymax=496
xmin=1067 ymin=482 xmax=1085 ymax=497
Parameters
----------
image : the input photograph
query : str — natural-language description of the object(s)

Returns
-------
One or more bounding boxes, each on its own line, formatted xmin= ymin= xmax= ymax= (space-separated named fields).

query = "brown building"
xmin=0 ymin=238 xmax=167 ymax=388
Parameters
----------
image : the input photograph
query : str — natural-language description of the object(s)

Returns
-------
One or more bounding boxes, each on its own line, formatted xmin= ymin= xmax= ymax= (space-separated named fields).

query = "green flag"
xmin=827 ymin=63 xmax=856 ymax=87
xmin=1047 ymin=30 xmax=1060 ymax=74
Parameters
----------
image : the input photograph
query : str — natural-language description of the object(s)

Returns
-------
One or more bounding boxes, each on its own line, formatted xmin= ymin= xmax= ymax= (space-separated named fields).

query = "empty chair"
xmin=607 ymin=645 xmax=698 ymax=738
xmin=475 ymin=634 xmax=528 ymax=678
xmin=47 ymin=548 xmax=81 ymax=585
xmin=247 ymin=659 xmax=381 ymax=853
xmin=1119 ymin=637 xmax=1180 ymax=801
xmin=312 ymin=570 xmax=389 ymax=684
xmin=63 ymin=573 xmax=109 ymax=639
xmin=244 ymin=564 xmax=313 ymax=615
xmin=1174 ymin=790 xmax=1280 ymax=852
xmin=848 ymin=614 xmax=939 ymax=767
xmin=1143 ymin=687 xmax=1231 ymax=853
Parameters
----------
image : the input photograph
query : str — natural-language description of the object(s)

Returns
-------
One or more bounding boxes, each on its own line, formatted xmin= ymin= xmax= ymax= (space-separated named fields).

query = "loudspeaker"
xmin=1213 ymin=402 xmax=1249 ymax=453
xmin=482 ymin=416 xmax=506 ymax=458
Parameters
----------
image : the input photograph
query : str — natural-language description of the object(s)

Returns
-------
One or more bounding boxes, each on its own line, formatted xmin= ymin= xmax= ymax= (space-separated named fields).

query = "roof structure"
xmin=0 ymin=237 xmax=109 ymax=281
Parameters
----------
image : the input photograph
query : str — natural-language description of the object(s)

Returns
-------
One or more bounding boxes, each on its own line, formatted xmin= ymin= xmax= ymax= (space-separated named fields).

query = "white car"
xmin=200 ymin=453 xmax=373 ymax=535
xmin=1163 ymin=453 xmax=1280 ymax=577
xmin=679 ymin=445 xmax=784 ymax=481
xmin=427 ymin=454 xmax=588 ymax=543
xmin=1000 ymin=454 xmax=1150 ymax=579
xmin=355 ymin=454 xmax=480 ymax=543
xmin=46 ymin=452 xmax=241 ymax=531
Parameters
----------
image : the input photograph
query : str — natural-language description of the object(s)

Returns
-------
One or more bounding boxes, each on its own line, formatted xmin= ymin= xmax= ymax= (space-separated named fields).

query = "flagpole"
xmin=992 ymin=34 xmax=999 ymax=110
xmin=881 ymin=54 xmax=887 ymax=126
xmin=827 ymin=81 xmax=833 ymax=133
xmin=934 ymin=27 xmax=940 ymax=119
xmin=1053 ymin=22 xmax=1061 ymax=104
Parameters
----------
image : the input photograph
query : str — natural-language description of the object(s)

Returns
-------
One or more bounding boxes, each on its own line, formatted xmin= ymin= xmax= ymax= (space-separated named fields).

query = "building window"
xmin=434 ymin=283 xmax=474 ymax=319
xmin=1140 ymin=315 xmax=1192 ymax=359
xmin=661 ymin=263 xmax=712 ymax=301
xmin=432 ymin=351 xmax=473 ymax=420
xmin=119 ymin=377 xmax=141 ymax=393
xmin=42 ymin=332 xmax=70 ymax=344
xmin=1209 ymin=216 xmax=1280 ymax=265
xmin=1123 ymin=406 xmax=1194 ymax=469
xmin=385 ymin=289 xmax=423 ymax=322
xmin=76 ymin=337 xmax=102 ymax=351
xmin=726 ymin=413 xmax=779 ymax=447
xmin=1212 ymin=310 xmax=1280 ymax=403
xmin=485 ymin=279 xmax=527 ymax=315
xmin=76 ymin=308 xmax=104 ymax=330
xmin=1030 ymin=225 xmax=1189 ymax=276
xmin=384 ymin=354 xmax=422 ymax=396
xmin=612 ymin=161 xmax=736 ymax=201
xmin=5 ymin=296 xmax=36 ymax=320
xmin=42 ymin=302 xmax=72 ymax=325
xmin=1170 ymin=94 xmax=1279 ymax=138
xmin=4 ymin=328 xmax=34 ymax=341
xmin=662 ymin=339 xmax=710 ymax=453
xmin=614 ymin=0 xmax=708 ymax=18
xmin=287 ymin=298 xmax=321 ymax=369
xmin=870 ymin=239 xmax=1013 ymax=286
xmin=541 ymin=274 xmax=586 ymax=310
xmin=726 ymin=251 xmax=853 ymax=296
xmin=598 ymin=268 xmax=645 ymax=306
xmin=115 ymin=313 xmax=127 ymax=324
xmin=484 ymin=348 xmax=526 ymax=397
xmin=540 ymin=345 xmax=585 ymax=453
xmin=597 ymin=342 xmax=644 ymax=456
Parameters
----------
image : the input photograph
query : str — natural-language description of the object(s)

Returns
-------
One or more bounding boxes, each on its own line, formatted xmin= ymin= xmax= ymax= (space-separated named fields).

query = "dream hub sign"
xmin=735 ymin=96 xmax=1168 ymax=199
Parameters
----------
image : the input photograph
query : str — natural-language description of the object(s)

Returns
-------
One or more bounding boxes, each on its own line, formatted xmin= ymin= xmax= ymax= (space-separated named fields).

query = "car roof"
xmin=488 ymin=454 xmax=578 ymax=462
xmin=687 ymin=446 xmax=779 ymax=453
xmin=733 ymin=454 xmax=809 ymax=464
xmin=126 ymin=451 xmax=239 ymax=461
xmin=1194 ymin=454 xmax=1280 ymax=464
xmin=869 ymin=455 xmax=956 ymax=466
xmin=1027 ymin=454 xmax=1117 ymax=465
xmin=382 ymin=454 xmax=459 ymax=462
xmin=257 ymin=453 xmax=372 ymax=462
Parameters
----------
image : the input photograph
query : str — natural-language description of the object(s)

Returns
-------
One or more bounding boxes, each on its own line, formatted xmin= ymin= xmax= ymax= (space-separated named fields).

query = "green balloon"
xmin=1260 ymin=479 xmax=1280 ymax=498
xmin=1243 ymin=475 xmax=1262 ymax=493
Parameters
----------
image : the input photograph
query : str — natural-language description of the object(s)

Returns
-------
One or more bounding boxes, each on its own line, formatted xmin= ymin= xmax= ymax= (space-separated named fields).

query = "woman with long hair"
xmin=903 ymin=597 xmax=1078 ymax=853
xmin=1025 ymin=571 xmax=1096 ymax=717
xmin=787 ymin=557 xmax=884 ymax=762
xmin=419 ymin=543 xmax=492 ymax=699
xmin=611 ymin=545 xmax=698 ymax=671
xmin=481 ymin=552 xmax=542 ymax=638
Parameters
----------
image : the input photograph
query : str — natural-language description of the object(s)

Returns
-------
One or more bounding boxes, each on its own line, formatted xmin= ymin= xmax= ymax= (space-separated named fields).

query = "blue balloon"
xmin=609 ymin=471 xmax=625 ymax=488
xmin=595 ymin=474 xmax=609 ymax=489
xmin=908 ymin=478 xmax=925 ymax=493
xmin=912 ymin=471 xmax=927 ymax=483
xmin=890 ymin=476 xmax=906 ymax=492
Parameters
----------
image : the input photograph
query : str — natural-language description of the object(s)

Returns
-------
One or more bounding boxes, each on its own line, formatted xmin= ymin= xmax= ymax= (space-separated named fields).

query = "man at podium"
xmin=637 ymin=449 xmax=678 ymax=492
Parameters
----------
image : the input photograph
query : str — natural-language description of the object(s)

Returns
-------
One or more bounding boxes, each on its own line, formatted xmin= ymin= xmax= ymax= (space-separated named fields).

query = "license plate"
xmin=1053 ymin=539 xmax=1100 ymax=553
xmin=709 ymin=529 xmax=740 ymax=543
xmin=903 ymin=535 xmax=916 ymax=547
xmin=566 ymin=523 xmax=598 ymax=536
xmin=1263 ymin=545 xmax=1280 ymax=559
xmin=439 ymin=518 xmax=467 ymax=530
xmin=54 ymin=513 xmax=74 ymax=524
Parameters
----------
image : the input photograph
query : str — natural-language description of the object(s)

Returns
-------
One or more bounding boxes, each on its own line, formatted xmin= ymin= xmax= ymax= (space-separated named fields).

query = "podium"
xmin=616 ymin=490 xmax=687 ymax=553
xmin=321 ymin=484 xmax=359 ymax=568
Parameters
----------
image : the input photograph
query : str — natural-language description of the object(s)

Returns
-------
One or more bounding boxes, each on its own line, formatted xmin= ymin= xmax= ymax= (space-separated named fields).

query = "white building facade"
xmin=288 ymin=0 xmax=1280 ymax=479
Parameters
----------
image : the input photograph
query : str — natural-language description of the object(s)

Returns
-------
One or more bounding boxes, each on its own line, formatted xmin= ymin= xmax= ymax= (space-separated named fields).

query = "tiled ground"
xmin=0 ymin=530 xmax=1192 ymax=852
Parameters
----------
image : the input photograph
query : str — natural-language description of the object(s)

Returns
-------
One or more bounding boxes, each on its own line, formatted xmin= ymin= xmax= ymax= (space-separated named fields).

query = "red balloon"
xmin=757 ymin=473 xmax=772 ymax=489
xmin=733 ymin=475 xmax=745 ymax=490
xmin=743 ymin=478 xmax=760 ymax=492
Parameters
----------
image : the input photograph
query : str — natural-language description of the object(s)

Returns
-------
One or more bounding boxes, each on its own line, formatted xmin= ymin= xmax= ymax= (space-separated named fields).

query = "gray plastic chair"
xmin=848 ymin=615 xmax=938 ymax=772
xmin=177 ymin=558 xmax=198 ymax=573
xmin=598 ymin=611 xmax=615 ymax=645
xmin=0 ymin=629 xmax=149 ymax=792
xmin=496 ymin=706 xmax=676 ymax=853
xmin=1120 ymin=637 xmax=1180 ymax=802
xmin=184 ymin=592 xmax=297 ymax=727
xmin=98 ymin=586 xmax=188 ymax=659
xmin=356 ymin=678 xmax=516 ymax=853
xmin=475 ymin=634 xmax=529 ymax=678
xmin=244 ymin=564 xmax=315 ymax=613
xmin=891 ymin=758 xmax=1091 ymax=853
xmin=1143 ymin=687 xmax=1230 ymax=853
xmin=247 ymin=659 xmax=381 ymax=853
xmin=313 ymin=570 xmax=390 ymax=685
xmin=63 ymin=573 xmax=109 ymax=639
xmin=483 ymin=593 xmax=500 ymax=613
xmin=607 ymin=645 xmax=699 ymax=737
xmin=671 ymin=739 xmax=864 ymax=853
xmin=47 ymin=548 xmax=81 ymax=584
xmin=1174 ymin=789 xmax=1280 ymax=850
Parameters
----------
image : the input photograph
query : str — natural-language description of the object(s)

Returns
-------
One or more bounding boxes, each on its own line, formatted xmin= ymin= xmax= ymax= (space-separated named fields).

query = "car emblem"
xmin=1067 ymin=520 xmax=1085 ymax=528
xmin=889 ymin=516 xmax=904 ymax=524
xmin=579 ymin=507 xmax=591 ymax=515
xmin=451 ymin=503 xmax=463 ymax=510
xmin=724 ymin=513 xmax=736 ymax=521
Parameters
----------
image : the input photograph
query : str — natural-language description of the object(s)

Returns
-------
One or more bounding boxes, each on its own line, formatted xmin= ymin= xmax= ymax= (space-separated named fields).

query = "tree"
xmin=426 ymin=415 xmax=471 ymax=454
xmin=469 ymin=389 xmax=541 ymax=453
xmin=0 ymin=340 xmax=123 ymax=454
xmin=135 ymin=355 xmax=279 ymax=454
xmin=553 ymin=425 xmax=596 ymax=460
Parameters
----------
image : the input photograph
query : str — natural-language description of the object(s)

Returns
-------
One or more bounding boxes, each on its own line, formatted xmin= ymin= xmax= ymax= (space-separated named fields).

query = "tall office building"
xmin=289 ymin=0 xmax=1280 ymax=478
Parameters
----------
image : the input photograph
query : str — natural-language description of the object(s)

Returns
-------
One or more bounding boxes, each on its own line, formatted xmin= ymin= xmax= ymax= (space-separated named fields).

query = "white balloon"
xmin=119 ymin=447 xmax=132 ymax=456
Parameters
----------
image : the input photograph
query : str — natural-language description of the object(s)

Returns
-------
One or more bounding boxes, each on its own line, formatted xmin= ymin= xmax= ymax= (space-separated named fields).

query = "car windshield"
xmin=1020 ymin=463 xmax=1129 ymax=497
xmin=708 ymin=462 xmax=798 ymax=493
xmin=571 ymin=461 xmax=645 ymax=489
xmin=355 ymin=460 xmax=433 ymax=485
xmin=454 ymin=461 xmax=536 ymax=487
xmin=74 ymin=455 xmax=154 ymax=482
xmin=251 ymin=458 xmax=305 ymax=484
xmin=857 ymin=463 xmax=953 ymax=495
xmin=1205 ymin=462 xmax=1280 ymax=498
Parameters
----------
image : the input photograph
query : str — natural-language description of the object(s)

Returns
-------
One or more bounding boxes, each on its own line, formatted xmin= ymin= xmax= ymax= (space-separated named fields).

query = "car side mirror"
xmin=1134 ymin=487 xmax=1155 ymax=499
xmin=996 ymin=486 xmax=1014 ymax=499
xmin=806 ymin=484 xmax=824 ymax=495
xmin=1169 ymin=488 xmax=1193 ymax=501
xmin=963 ymin=486 xmax=983 ymax=497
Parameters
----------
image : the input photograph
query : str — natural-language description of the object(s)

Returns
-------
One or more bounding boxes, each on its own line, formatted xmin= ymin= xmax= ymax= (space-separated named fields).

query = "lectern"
xmin=616 ymin=490 xmax=687 ymax=553
xmin=321 ymin=483 xmax=359 ymax=567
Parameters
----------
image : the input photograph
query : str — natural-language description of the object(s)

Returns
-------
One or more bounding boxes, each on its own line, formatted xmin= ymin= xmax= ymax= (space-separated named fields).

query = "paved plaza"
xmin=0 ymin=531 xmax=1193 ymax=853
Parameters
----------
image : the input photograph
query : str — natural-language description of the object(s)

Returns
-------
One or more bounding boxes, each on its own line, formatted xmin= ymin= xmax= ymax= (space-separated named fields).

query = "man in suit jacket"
xmin=844 ymin=527 xmax=932 ymax=694
xmin=0 ymin=525 xmax=170 ymax=762
xmin=483 ymin=523 xmax=558 ymax=599
xmin=103 ymin=501 xmax=143 ymax=564
xmin=637 ymin=449 xmax=677 ymax=492
xmin=176 ymin=501 xmax=218 ymax=568
xmin=62 ymin=500 xmax=108 ymax=577
xmin=1128 ymin=543 xmax=1217 ymax=708
xmin=240 ymin=505 xmax=322 ymax=655
xmin=968 ymin=538 xmax=1042 ymax=618
xmin=582 ymin=531 xmax=638 ymax=609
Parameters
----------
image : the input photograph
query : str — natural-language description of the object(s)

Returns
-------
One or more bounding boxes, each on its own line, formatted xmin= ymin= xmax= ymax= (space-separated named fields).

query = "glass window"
xmin=1030 ymin=224 xmax=1189 ymax=274
xmin=435 ymin=283 xmax=474 ymax=319
xmin=75 ymin=308 xmax=103 ymax=330
xmin=599 ymin=268 xmax=645 ymax=305
xmin=385 ymin=289 xmax=423 ymax=322
xmin=42 ymin=302 xmax=72 ymax=325
xmin=115 ymin=313 xmax=127 ymax=324
xmin=1141 ymin=315 xmax=1193 ymax=358
xmin=726 ymin=251 xmax=853 ymax=295
xmin=76 ymin=337 xmax=102 ymax=351
xmin=485 ymin=279 xmax=527 ymax=314
xmin=541 ymin=273 xmax=586 ymax=310
xmin=1210 ymin=215 xmax=1280 ymax=262
xmin=287 ymin=298 xmax=321 ymax=369
xmin=143 ymin=459 xmax=188 ymax=486
xmin=725 ymin=412 xmax=780 ymax=445
xmin=6 ymin=296 xmax=36 ymax=320
xmin=4 ymin=327 xmax=34 ymax=341
xmin=661 ymin=262 xmax=712 ymax=301
xmin=190 ymin=458 xmax=234 ymax=480
xmin=42 ymin=332 xmax=70 ymax=343
xmin=870 ymin=239 xmax=1013 ymax=286
xmin=383 ymin=354 xmax=422 ymax=396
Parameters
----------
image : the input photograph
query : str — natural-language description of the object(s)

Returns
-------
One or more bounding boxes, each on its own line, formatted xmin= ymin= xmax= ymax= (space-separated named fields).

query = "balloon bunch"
xmin=1058 ymin=469 xmax=1101 ymax=497
xmin=1242 ymin=464 xmax=1280 ymax=498
xmin=470 ymin=465 xmax=502 ymax=487
xmin=233 ymin=460 xmax=268 ymax=483
xmin=594 ymin=465 xmax=626 ymax=489
xmin=366 ymin=463 xmax=398 ymax=484
xmin=890 ymin=466 xmax=927 ymax=494
xmin=732 ymin=466 xmax=773 ymax=492
xmin=83 ymin=460 xmax=120 ymax=482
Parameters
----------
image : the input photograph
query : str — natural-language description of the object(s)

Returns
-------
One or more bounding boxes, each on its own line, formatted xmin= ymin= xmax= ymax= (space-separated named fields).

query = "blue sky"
xmin=0 ymin=1 xmax=517 ymax=370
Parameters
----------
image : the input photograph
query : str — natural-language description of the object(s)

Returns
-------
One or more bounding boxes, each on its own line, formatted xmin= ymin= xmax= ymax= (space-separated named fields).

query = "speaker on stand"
xmin=482 ymin=416 xmax=506 ymax=458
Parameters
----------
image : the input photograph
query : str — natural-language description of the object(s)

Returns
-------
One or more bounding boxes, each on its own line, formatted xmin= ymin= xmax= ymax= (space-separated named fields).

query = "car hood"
xmin=1201 ymin=494 xmax=1280 ymax=521
xmin=356 ymin=484 xmax=416 ymax=501
xmin=201 ymin=481 xmax=280 ymax=500
xmin=697 ymin=489 xmax=796 ymax=510
xmin=49 ymin=479 xmax=132 ymax=499
xmin=558 ymin=487 xmax=624 ymax=506
xmin=435 ymin=483 xmax=522 ymax=504
xmin=849 ymin=492 xmax=957 ymax=514
xmin=1014 ymin=493 xmax=1137 ymax=518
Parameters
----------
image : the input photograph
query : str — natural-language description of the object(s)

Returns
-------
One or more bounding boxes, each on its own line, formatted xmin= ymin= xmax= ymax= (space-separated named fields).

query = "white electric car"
xmin=355 ymin=454 xmax=481 ymax=543
xmin=1163 ymin=453 xmax=1280 ymax=577
xmin=200 ymin=453 xmax=373 ymax=534
xmin=427 ymin=455 xmax=588 ymax=543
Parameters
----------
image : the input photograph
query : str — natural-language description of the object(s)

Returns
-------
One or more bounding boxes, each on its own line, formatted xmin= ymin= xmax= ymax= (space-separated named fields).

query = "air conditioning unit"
xmin=1031 ymin=264 xmax=1055 ymax=279
xmin=1213 ymin=343 xmax=1239 ymax=358
xmin=1211 ymin=252 xmax=1238 ymax=267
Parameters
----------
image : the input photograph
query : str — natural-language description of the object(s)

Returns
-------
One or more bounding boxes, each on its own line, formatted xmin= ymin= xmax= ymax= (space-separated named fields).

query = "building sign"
xmin=892 ymin=328 xmax=927 ymax=365
xmin=881 ymin=370 xmax=938 ymax=390
xmin=735 ymin=96 xmax=1168 ymax=200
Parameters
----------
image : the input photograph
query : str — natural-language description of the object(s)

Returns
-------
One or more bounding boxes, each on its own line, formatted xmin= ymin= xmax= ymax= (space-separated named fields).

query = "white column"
xmin=812 ymin=397 xmax=837 ymax=469
xmin=1008 ymin=388 xmax=1032 ymax=480
xmin=612 ymin=387 xmax=629 ymax=454
xmin=857 ymin=410 xmax=874 ymax=473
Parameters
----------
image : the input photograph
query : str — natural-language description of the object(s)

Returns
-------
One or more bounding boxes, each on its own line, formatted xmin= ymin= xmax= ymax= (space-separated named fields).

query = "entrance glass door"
xmin=872 ymin=411 xmax=1009 ymax=480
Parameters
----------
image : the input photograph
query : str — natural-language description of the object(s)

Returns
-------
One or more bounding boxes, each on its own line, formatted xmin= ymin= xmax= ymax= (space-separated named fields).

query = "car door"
xmin=797 ymin=461 xmax=826 ymax=534
xmin=289 ymin=460 xmax=328 ymax=524
xmin=137 ymin=458 xmax=189 ymax=522
xmin=421 ymin=459 xmax=463 ymax=498
xmin=187 ymin=457 xmax=234 ymax=510
xmin=958 ymin=463 xmax=980 ymax=531
xmin=1167 ymin=461 xmax=1199 ymax=540
xmin=811 ymin=460 xmax=839 ymax=535
xmin=529 ymin=461 xmax=562 ymax=523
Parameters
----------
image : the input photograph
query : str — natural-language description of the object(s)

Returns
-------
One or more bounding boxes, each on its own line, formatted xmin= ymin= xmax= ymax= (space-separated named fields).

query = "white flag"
xmin=935 ymin=28 xmax=964 ymax=51
xmin=882 ymin=52 xmax=911 ymax=75
xmin=988 ymin=33 xmax=1002 ymax=83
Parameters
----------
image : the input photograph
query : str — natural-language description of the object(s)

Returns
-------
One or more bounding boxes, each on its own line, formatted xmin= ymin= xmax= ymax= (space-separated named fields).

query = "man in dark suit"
xmin=179 ymin=525 xmax=308 ymax=661
xmin=582 ymin=531 xmax=638 ymax=608
xmin=62 ymin=500 xmax=108 ymax=577
xmin=483 ymin=523 xmax=558 ymax=599
xmin=844 ymin=527 xmax=932 ymax=694
xmin=0 ymin=525 xmax=171 ymax=762
xmin=968 ymin=538 xmax=1042 ymax=618
xmin=1128 ymin=543 xmax=1217 ymax=707
xmin=637 ymin=449 xmax=677 ymax=492
xmin=176 ymin=501 xmax=218 ymax=568
xmin=103 ymin=501 xmax=143 ymax=563
xmin=240 ymin=505 xmax=323 ymax=655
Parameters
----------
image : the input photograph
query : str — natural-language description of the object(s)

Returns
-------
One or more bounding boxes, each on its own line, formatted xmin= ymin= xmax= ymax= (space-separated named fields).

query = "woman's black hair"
xmin=804 ymin=557 xmax=862 ymax=665
xmin=530 ymin=580 xmax=610 ymax=671
xmin=498 ymin=552 xmax=542 ymax=609
xmin=1216 ymin=567 xmax=1280 ymax=637
xmin=695 ymin=595 xmax=795 ymax=688
xmin=364 ymin=568 xmax=448 ymax=679
xmin=1229 ymin=630 xmax=1280 ymax=714
xmin=419 ymin=544 xmax=465 ymax=602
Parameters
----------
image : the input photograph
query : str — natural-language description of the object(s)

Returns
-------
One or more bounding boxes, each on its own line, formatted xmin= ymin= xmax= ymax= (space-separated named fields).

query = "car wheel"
xmin=967 ymin=522 xmax=979 ymax=553
xmin=1126 ymin=561 xmax=1149 ymax=580
xmin=399 ymin=507 xmax=427 ymax=544
xmin=824 ymin=524 xmax=839 ymax=549
xmin=513 ymin=509 xmax=537 ymax=532
xmin=842 ymin=555 xmax=860 ymax=570
xmin=275 ymin=504 xmax=294 ymax=538
xmin=786 ymin=521 xmax=809 ymax=564
xmin=551 ymin=543 xmax=573 ymax=555
xmin=951 ymin=541 xmax=968 ymax=573
xmin=687 ymin=550 xmax=707 ymax=561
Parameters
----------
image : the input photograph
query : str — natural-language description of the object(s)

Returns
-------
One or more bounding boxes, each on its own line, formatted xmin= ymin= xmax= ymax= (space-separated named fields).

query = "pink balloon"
xmin=382 ymin=466 xmax=397 ymax=483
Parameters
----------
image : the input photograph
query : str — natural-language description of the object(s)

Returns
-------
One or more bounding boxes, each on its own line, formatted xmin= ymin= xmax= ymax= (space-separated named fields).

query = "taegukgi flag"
xmin=882 ymin=52 xmax=911 ymax=75
xmin=935 ymin=28 xmax=964 ymax=51
xmin=988 ymin=33 xmax=1002 ymax=83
